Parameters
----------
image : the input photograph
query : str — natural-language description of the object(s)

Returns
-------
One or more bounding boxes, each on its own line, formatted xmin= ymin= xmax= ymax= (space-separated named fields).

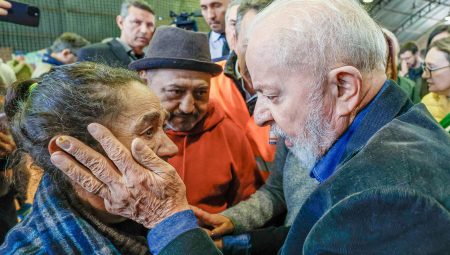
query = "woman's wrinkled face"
xmin=77 ymin=81 xmax=178 ymax=223
xmin=109 ymin=82 xmax=178 ymax=159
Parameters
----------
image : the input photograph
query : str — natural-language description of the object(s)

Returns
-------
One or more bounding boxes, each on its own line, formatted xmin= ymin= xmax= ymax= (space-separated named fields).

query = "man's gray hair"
xmin=236 ymin=0 xmax=273 ymax=37
xmin=50 ymin=32 xmax=90 ymax=53
xmin=248 ymin=0 xmax=387 ymax=82
xmin=120 ymin=0 xmax=154 ymax=18
xmin=225 ymin=0 xmax=241 ymax=22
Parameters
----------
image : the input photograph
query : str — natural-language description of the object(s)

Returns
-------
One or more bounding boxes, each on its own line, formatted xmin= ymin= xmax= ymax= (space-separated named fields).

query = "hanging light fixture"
xmin=363 ymin=0 xmax=374 ymax=3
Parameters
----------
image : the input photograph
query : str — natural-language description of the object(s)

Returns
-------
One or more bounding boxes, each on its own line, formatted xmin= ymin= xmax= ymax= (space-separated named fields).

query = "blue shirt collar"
xmin=310 ymin=81 xmax=389 ymax=183
xmin=210 ymin=31 xmax=223 ymax=42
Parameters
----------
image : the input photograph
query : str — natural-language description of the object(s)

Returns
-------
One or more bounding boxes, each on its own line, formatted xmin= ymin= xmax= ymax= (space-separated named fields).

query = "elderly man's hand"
xmin=0 ymin=1 xmax=11 ymax=16
xmin=49 ymin=123 xmax=189 ymax=228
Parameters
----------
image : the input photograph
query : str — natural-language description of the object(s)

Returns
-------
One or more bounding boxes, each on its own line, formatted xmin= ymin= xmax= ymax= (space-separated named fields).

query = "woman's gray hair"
xmin=5 ymin=62 xmax=143 ymax=188
xmin=247 ymin=0 xmax=387 ymax=85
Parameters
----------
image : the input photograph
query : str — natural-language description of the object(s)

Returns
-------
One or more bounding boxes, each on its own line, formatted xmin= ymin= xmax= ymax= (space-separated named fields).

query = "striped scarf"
xmin=0 ymin=173 xmax=150 ymax=254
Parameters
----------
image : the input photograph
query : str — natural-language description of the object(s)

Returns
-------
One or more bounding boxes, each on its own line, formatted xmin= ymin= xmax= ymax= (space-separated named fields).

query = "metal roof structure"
xmin=362 ymin=0 xmax=450 ymax=45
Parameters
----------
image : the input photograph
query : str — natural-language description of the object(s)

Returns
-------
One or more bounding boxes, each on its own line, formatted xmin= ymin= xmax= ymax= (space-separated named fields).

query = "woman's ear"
xmin=48 ymin=136 xmax=63 ymax=154
xmin=327 ymin=66 xmax=362 ymax=117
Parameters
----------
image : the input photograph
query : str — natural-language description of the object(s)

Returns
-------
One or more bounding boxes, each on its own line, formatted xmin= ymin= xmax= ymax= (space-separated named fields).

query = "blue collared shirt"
xmin=209 ymin=31 xmax=226 ymax=60
xmin=310 ymin=82 xmax=388 ymax=183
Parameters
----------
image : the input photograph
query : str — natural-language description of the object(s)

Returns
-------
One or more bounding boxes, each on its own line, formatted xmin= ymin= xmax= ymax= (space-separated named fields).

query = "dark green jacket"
xmin=160 ymin=80 xmax=450 ymax=255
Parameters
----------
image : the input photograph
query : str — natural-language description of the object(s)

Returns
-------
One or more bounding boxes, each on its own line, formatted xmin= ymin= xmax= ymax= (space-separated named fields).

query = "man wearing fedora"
xmin=129 ymin=26 xmax=263 ymax=214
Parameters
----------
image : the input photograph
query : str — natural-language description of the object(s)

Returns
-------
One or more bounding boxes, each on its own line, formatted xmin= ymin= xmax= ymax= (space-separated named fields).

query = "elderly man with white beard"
xmin=49 ymin=0 xmax=450 ymax=254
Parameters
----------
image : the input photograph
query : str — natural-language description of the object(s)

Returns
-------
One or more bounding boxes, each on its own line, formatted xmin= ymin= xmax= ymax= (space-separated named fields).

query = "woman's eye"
xmin=144 ymin=128 xmax=153 ymax=138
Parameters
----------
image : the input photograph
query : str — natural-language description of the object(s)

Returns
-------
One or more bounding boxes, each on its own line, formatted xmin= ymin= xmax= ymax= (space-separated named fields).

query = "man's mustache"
xmin=172 ymin=111 xmax=200 ymax=118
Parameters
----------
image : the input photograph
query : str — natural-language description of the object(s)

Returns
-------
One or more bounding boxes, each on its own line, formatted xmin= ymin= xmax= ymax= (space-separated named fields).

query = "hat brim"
xmin=129 ymin=57 xmax=223 ymax=77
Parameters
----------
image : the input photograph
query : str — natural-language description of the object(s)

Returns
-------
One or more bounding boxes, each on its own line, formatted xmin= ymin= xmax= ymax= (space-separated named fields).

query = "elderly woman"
xmin=0 ymin=62 xmax=178 ymax=254
xmin=422 ymin=37 xmax=450 ymax=129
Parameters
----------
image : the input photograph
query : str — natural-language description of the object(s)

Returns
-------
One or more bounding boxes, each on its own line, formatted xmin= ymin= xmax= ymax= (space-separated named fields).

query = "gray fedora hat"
xmin=129 ymin=26 xmax=223 ymax=76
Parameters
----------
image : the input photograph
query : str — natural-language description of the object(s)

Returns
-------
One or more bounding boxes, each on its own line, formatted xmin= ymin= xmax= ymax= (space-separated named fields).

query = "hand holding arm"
xmin=191 ymin=205 xmax=235 ymax=238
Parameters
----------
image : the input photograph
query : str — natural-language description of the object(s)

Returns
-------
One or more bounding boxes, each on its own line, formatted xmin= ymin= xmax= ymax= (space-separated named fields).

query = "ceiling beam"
xmin=423 ymin=0 xmax=450 ymax=8
xmin=368 ymin=0 xmax=391 ymax=16
xmin=393 ymin=1 xmax=443 ymax=34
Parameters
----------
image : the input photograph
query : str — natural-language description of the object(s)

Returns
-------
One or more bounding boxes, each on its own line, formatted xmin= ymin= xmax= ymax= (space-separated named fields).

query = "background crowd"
xmin=0 ymin=0 xmax=450 ymax=254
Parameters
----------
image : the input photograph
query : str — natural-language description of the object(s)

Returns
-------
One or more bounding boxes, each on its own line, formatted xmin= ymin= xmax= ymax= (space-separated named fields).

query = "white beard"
xmin=271 ymin=95 xmax=336 ymax=171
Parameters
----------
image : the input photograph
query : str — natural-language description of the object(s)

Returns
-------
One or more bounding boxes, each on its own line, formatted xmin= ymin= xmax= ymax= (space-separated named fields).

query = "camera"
xmin=169 ymin=11 xmax=200 ymax=31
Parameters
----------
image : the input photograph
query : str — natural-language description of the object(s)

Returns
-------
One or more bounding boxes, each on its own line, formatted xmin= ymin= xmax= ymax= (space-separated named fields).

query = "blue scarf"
xmin=0 ymin=173 xmax=149 ymax=254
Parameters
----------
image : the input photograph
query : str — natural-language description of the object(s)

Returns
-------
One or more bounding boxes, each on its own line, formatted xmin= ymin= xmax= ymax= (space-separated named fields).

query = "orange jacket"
xmin=210 ymin=60 xmax=276 ymax=166
xmin=166 ymin=101 xmax=264 ymax=213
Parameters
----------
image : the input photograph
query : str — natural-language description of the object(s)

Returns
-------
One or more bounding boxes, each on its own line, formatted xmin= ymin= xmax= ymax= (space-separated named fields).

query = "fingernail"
xmin=87 ymin=123 xmax=98 ymax=135
xmin=134 ymin=138 xmax=145 ymax=151
xmin=50 ymin=153 xmax=65 ymax=165
xmin=56 ymin=136 xmax=70 ymax=150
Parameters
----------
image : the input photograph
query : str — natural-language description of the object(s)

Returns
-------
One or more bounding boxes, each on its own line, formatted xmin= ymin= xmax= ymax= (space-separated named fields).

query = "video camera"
xmin=169 ymin=11 xmax=200 ymax=31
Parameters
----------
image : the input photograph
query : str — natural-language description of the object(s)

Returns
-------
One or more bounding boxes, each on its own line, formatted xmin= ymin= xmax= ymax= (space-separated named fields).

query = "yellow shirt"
xmin=422 ymin=92 xmax=450 ymax=122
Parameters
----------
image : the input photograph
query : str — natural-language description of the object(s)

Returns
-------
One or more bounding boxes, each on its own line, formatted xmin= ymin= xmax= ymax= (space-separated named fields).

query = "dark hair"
xmin=399 ymin=41 xmax=419 ymax=55
xmin=426 ymin=24 xmax=450 ymax=51
xmin=5 ymin=62 xmax=142 ymax=186
xmin=50 ymin=32 xmax=90 ymax=54
xmin=429 ymin=37 xmax=450 ymax=63
xmin=120 ymin=0 xmax=155 ymax=17
xmin=236 ymin=0 xmax=273 ymax=37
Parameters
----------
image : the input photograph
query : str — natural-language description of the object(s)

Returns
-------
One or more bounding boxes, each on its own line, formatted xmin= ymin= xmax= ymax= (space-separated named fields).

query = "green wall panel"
xmin=0 ymin=0 xmax=209 ymax=53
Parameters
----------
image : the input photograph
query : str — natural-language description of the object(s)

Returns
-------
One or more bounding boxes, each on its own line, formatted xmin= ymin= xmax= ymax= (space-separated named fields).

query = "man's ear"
xmin=116 ymin=15 xmax=124 ymax=30
xmin=139 ymin=70 xmax=148 ymax=83
xmin=327 ymin=66 xmax=362 ymax=117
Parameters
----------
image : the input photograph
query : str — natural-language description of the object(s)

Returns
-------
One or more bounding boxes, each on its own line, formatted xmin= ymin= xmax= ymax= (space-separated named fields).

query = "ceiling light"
xmin=363 ymin=0 xmax=374 ymax=3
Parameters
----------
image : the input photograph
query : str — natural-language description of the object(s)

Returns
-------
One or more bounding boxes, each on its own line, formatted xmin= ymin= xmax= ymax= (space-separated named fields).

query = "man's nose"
xmin=253 ymin=98 xmax=273 ymax=127
xmin=179 ymin=93 xmax=195 ymax=114
xmin=207 ymin=8 xmax=216 ymax=20
xmin=139 ymin=23 xmax=149 ymax=34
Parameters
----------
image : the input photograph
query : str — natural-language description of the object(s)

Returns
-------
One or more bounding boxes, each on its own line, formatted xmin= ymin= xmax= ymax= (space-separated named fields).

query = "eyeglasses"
xmin=423 ymin=65 xmax=450 ymax=78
